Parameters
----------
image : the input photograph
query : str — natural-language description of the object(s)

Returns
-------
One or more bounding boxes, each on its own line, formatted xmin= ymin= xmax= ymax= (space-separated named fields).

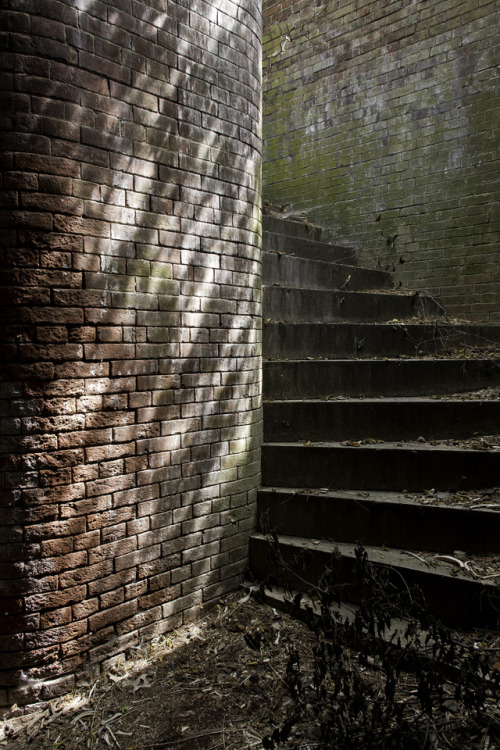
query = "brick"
xmin=25 ymin=620 xmax=87 ymax=650
xmin=15 ymin=153 xmax=80 ymax=177
xmin=100 ymin=588 xmax=125 ymax=609
xmin=87 ymin=568 xmax=136 ymax=597
xmin=84 ymin=344 xmax=135 ymax=360
xmin=115 ymin=606 xmax=167 ymax=636
xmin=88 ymin=538 xmax=137 ymax=565
xmin=89 ymin=601 xmax=137 ymax=632
xmin=115 ymin=545 xmax=161 ymax=572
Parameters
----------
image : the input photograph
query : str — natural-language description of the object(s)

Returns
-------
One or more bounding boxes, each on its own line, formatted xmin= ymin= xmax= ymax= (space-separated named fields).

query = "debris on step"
xmin=404 ymin=550 xmax=500 ymax=582
xmin=407 ymin=487 xmax=500 ymax=509
xmin=428 ymin=385 xmax=500 ymax=400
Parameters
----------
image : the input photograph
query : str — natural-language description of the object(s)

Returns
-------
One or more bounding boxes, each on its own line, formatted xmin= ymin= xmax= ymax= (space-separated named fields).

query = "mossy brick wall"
xmin=263 ymin=0 xmax=500 ymax=320
xmin=0 ymin=0 xmax=262 ymax=710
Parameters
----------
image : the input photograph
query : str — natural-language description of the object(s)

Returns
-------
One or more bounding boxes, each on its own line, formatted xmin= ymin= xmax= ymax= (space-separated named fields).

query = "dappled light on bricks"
xmin=0 ymin=0 xmax=262 ymax=712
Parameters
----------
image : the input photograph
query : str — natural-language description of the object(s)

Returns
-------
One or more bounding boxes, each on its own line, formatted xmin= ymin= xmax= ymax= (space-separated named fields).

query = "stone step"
xmin=264 ymin=398 xmax=500 ymax=441
xmin=262 ymin=214 xmax=323 ymax=242
xmin=263 ymin=321 xmax=500 ymax=359
xmin=256 ymin=220 xmax=500 ymax=632
xmin=263 ymin=252 xmax=392 ymax=292
xmin=263 ymin=230 xmax=357 ymax=265
xmin=263 ymin=286 xmax=441 ymax=322
xmin=261 ymin=441 xmax=500 ymax=491
xmin=249 ymin=534 xmax=500 ymax=628
xmin=256 ymin=487 xmax=500 ymax=554
xmin=263 ymin=358 xmax=500 ymax=399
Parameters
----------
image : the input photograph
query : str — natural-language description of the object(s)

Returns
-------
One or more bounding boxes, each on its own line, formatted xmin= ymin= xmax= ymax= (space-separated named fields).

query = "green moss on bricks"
xmin=262 ymin=0 xmax=499 ymax=318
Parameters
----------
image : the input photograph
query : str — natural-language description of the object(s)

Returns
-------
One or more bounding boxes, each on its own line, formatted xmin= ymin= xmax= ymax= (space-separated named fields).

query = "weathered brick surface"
xmin=0 ymin=0 xmax=262 ymax=711
xmin=262 ymin=0 xmax=499 ymax=320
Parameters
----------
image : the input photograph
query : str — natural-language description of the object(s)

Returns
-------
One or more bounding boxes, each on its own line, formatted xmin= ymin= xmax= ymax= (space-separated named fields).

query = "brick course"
xmin=262 ymin=0 xmax=499 ymax=320
xmin=0 ymin=0 xmax=262 ymax=711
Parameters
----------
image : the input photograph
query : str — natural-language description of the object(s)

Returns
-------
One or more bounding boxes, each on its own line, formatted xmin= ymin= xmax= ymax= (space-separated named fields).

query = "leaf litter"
xmin=2 ymin=589 xmax=500 ymax=750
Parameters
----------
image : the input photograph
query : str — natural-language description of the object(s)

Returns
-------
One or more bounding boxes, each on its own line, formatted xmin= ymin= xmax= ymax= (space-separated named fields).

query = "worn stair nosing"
xmin=264 ymin=357 xmax=500 ymax=363
xmin=258 ymin=486 xmax=498 ymax=504
xmin=264 ymin=397 xmax=500 ymax=408
xmin=264 ymin=396 xmax=500 ymax=403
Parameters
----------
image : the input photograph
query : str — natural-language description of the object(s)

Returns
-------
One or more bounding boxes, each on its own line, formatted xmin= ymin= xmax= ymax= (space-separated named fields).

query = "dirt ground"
xmin=1 ymin=587 xmax=500 ymax=750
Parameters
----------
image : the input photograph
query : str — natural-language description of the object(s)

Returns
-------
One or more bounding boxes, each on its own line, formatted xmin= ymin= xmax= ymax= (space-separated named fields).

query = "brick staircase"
xmin=250 ymin=215 xmax=500 ymax=629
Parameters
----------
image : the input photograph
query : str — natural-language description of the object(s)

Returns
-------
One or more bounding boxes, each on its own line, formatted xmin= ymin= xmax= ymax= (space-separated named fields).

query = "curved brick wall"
xmin=0 ymin=0 xmax=262 ymax=710
xmin=263 ymin=0 xmax=500 ymax=320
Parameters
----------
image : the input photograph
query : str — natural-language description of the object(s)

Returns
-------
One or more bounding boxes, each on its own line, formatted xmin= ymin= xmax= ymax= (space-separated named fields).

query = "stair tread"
xmin=263 ymin=322 xmax=500 ymax=357
xmin=251 ymin=533 xmax=500 ymax=587
xmin=265 ymin=396 xmax=500 ymax=402
xmin=263 ymin=439 xmax=500 ymax=451
xmin=264 ymin=319 xmax=500 ymax=331
xmin=258 ymin=485 xmax=500 ymax=509
xmin=264 ymin=355 xmax=500 ymax=362
xmin=264 ymin=356 xmax=500 ymax=361
xmin=253 ymin=584 xmax=429 ymax=651
xmin=263 ymin=285 xmax=426 ymax=296
xmin=264 ymin=398 xmax=500 ymax=441
xmin=264 ymin=248 xmax=359 ymax=266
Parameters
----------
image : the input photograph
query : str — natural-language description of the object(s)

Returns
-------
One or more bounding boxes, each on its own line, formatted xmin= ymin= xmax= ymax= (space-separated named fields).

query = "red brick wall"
xmin=0 ymin=0 xmax=262 ymax=710
xmin=262 ymin=0 xmax=500 ymax=320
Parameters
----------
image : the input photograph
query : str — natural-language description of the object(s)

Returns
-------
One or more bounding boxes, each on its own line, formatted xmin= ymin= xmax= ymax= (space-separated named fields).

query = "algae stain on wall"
xmin=262 ymin=0 xmax=500 ymax=319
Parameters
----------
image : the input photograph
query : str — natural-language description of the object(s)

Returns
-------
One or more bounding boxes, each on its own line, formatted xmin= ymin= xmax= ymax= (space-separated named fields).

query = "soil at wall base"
xmin=1 ymin=591 xmax=499 ymax=750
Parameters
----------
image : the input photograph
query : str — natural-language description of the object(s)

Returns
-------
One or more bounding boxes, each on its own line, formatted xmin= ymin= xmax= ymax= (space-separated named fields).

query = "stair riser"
xmin=262 ymin=444 xmax=500 ymax=491
xmin=263 ymin=253 xmax=392 ymax=292
xmin=264 ymin=323 xmax=500 ymax=359
xmin=257 ymin=492 xmax=500 ymax=554
xmin=264 ymin=359 xmax=500 ymax=399
xmin=263 ymin=287 xmax=440 ymax=322
xmin=263 ymin=231 xmax=357 ymax=265
xmin=264 ymin=400 xmax=500 ymax=441
xmin=249 ymin=535 xmax=500 ymax=628
xmin=263 ymin=215 xmax=323 ymax=242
